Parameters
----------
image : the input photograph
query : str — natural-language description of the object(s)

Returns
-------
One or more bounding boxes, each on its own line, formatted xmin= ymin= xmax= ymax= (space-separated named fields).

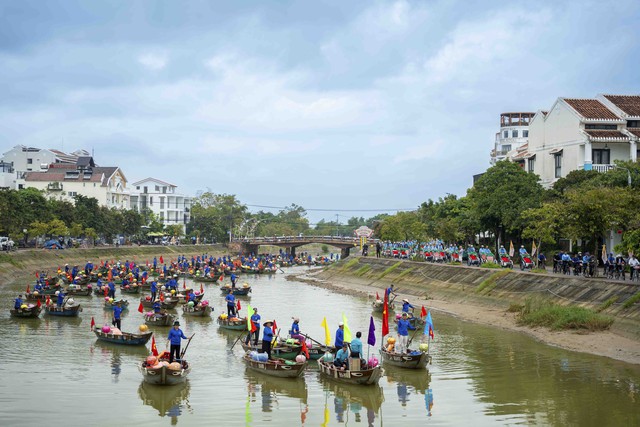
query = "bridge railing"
xmin=233 ymin=235 xmax=361 ymax=244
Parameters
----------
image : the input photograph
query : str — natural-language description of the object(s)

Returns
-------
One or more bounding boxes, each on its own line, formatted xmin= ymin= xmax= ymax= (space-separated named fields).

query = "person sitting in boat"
xmin=113 ymin=301 xmax=123 ymax=329
xmin=401 ymin=299 xmax=415 ymax=314
xmin=350 ymin=331 xmax=363 ymax=359
xmin=396 ymin=312 xmax=416 ymax=354
xmin=333 ymin=342 xmax=349 ymax=370
xmin=56 ymin=291 xmax=66 ymax=307
xmin=167 ymin=321 xmax=188 ymax=364
xmin=34 ymin=283 xmax=43 ymax=293
xmin=335 ymin=322 xmax=344 ymax=352
xmin=153 ymin=299 xmax=163 ymax=315
xmin=14 ymin=294 xmax=23 ymax=309
xmin=290 ymin=317 xmax=304 ymax=341
xmin=226 ymin=291 xmax=236 ymax=317
xmin=245 ymin=307 xmax=260 ymax=346
xmin=261 ymin=320 xmax=274 ymax=360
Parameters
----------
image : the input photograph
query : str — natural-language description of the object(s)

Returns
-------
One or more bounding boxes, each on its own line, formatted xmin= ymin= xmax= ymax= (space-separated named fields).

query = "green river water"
xmin=1 ymin=266 xmax=638 ymax=426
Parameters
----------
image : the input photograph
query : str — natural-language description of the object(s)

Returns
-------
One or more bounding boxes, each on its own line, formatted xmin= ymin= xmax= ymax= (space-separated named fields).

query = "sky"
xmin=1 ymin=0 xmax=639 ymax=224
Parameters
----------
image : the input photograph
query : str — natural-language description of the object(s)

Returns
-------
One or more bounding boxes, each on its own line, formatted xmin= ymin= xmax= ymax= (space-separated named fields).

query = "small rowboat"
xmin=45 ymin=303 xmax=83 ymax=317
xmin=220 ymin=285 xmax=251 ymax=296
xmin=182 ymin=304 xmax=213 ymax=317
xmin=379 ymin=348 xmax=431 ymax=369
xmin=139 ymin=357 xmax=191 ymax=386
xmin=26 ymin=293 xmax=49 ymax=301
xmin=192 ymin=275 xmax=220 ymax=283
xmin=93 ymin=328 xmax=153 ymax=345
xmin=144 ymin=312 xmax=177 ymax=326
xmin=176 ymin=291 xmax=204 ymax=304
xmin=241 ymin=342 xmax=301 ymax=360
xmin=120 ymin=285 xmax=141 ymax=294
xmin=241 ymin=266 xmax=260 ymax=274
xmin=104 ymin=299 xmax=129 ymax=310
xmin=65 ymin=286 xmax=92 ymax=297
xmin=317 ymin=359 xmax=383 ymax=386
xmin=217 ymin=316 xmax=248 ymax=330
xmin=10 ymin=305 xmax=42 ymax=318
xmin=372 ymin=300 xmax=395 ymax=313
xmin=140 ymin=297 xmax=179 ymax=310
xmin=242 ymin=353 xmax=306 ymax=378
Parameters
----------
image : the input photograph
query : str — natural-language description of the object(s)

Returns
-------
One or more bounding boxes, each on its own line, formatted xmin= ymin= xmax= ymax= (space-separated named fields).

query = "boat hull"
xmin=217 ymin=317 xmax=248 ymax=330
xmin=379 ymin=348 xmax=430 ymax=369
xmin=45 ymin=305 xmax=82 ymax=317
xmin=317 ymin=360 xmax=383 ymax=385
xmin=144 ymin=313 xmax=177 ymax=326
xmin=243 ymin=354 xmax=306 ymax=378
xmin=139 ymin=364 xmax=190 ymax=385
xmin=182 ymin=305 xmax=213 ymax=317
xmin=94 ymin=329 xmax=153 ymax=345
xmin=10 ymin=307 xmax=42 ymax=318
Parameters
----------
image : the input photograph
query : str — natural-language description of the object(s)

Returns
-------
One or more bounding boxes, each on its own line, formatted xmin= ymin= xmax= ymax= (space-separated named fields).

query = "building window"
xmin=523 ymin=130 xmax=529 ymax=137
xmin=554 ymin=154 xmax=562 ymax=178
xmin=512 ymin=130 xmax=518 ymax=138
xmin=501 ymin=145 xmax=511 ymax=153
xmin=593 ymin=149 xmax=610 ymax=165
xmin=503 ymin=130 xmax=508 ymax=138
xmin=160 ymin=212 xmax=164 ymax=220
xmin=176 ymin=199 xmax=179 ymax=208
xmin=18 ymin=184 xmax=24 ymax=189
xmin=155 ymin=185 xmax=160 ymax=191
xmin=160 ymin=198 xmax=165 ymax=209
xmin=528 ymin=158 xmax=535 ymax=173
xmin=68 ymin=191 xmax=77 ymax=197
xmin=626 ymin=120 xmax=639 ymax=128
xmin=27 ymin=158 xmax=33 ymax=164
xmin=136 ymin=186 xmax=140 ymax=190
xmin=585 ymin=124 xmax=617 ymax=130
xmin=150 ymin=197 xmax=153 ymax=205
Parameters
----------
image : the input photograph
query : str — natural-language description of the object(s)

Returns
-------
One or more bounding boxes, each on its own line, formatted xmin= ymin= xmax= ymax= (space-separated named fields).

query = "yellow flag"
xmin=321 ymin=317 xmax=331 ymax=346
xmin=342 ymin=313 xmax=352 ymax=342
xmin=531 ymin=241 xmax=537 ymax=257
xmin=508 ymin=241 xmax=514 ymax=257
xmin=601 ymin=244 xmax=607 ymax=264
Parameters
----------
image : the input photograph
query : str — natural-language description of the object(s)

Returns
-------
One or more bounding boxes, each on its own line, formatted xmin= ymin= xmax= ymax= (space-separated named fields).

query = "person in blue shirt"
xmin=385 ymin=284 xmax=396 ymax=299
xmin=245 ymin=307 xmax=261 ymax=345
xmin=230 ymin=273 xmax=238 ymax=288
xmin=519 ymin=246 xmax=528 ymax=257
xmin=290 ymin=317 xmax=303 ymax=341
xmin=150 ymin=281 xmax=158 ymax=301
xmin=498 ymin=245 xmax=507 ymax=255
xmin=350 ymin=331 xmax=363 ymax=358
xmin=153 ymin=300 xmax=162 ymax=314
xmin=113 ymin=301 xmax=123 ymax=329
xmin=56 ymin=291 xmax=66 ymax=307
xmin=187 ymin=290 xmax=196 ymax=304
xmin=226 ymin=291 xmax=236 ymax=317
xmin=333 ymin=342 xmax=349 ymax=370
xmin=335 ymin=322 xmax=345 ymax=351
xmin=108 ymin=281 xmax=116 ymax=299
xmin=14 ymin=294 xmax=23 ymax=309
xmin=261 ymin=320 xmax=274 ymax=359
xmin=401 ymin=299 xmax=414 ymax=313
xmin=396 ymin=312 xmax=416 ymax=354
xmin=167 ymin=321 xmax=188 ymax=363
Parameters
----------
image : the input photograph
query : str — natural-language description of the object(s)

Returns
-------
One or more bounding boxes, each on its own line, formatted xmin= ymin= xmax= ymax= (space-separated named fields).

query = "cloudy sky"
xmin=1 ymin=0 xmax=639 ymax=223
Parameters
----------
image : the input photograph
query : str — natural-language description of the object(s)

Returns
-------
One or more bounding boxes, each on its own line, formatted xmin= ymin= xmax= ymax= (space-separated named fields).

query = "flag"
xmin=138 ymin=302 xmax=144 ymax=313
xmin=376 ymin=291 xmax=380 ymax=300
xmin=90 ymin=316 xmax=95 ymax=330
xmin=151 ymin=335 xmax=159 ymax=356
xmin=508 ymin=241 xmax=515 ymax=257
xmin=301 ymin=340 xmax=310 ymax=359
xmin=272 ymin=319 xmax=278 ymax=334
xmin=367 ymin=316 xmax=376 ymax=346
xmin=382 ymin=293 xmax=389 ymax=337
xmin=601 ymin=244 xmax=607 ymax=265
xmin=35 ymin=271 xmax=39 ymax=278
xmin=321 ymin=317 xmax=331 ymax=346
xmin=247 ymin=304 xmax=254 ymax=331
xmin=159 ymin=292 xmax=164 ymax=302
xmin=200 ymin=284 xmax=204 ymax=294
xmin=183 ymin=279 xmax=186 ymax=290
xmin=46 ymin=296 xmax=51 ymax=306
xmin=420 ymin=306 xmax=427 ymax=317
xmin=342 ymin=313 xmax=352 ymax=343
xmin=36 ymin=299 xmax=41 ymax=308
xmin=219 ymin=275 xmax=224 ymax=282
xmin=26 ymin=284 xmax=30 ymax=293
xmin=236 ymin=299 xmax=241 ymax=312
xmin=185 ymin=293 xmax=190 ymax=302
xmin=425 ymin=311 xmax=434 ymax=339
xmin=531 ymin=241 xmax=537 ymax=257
xmin=159 ymin=256 xmax=163 ymax=264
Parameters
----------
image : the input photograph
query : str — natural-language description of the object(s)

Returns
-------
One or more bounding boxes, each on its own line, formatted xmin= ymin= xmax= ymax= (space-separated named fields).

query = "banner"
xmin=531 ymin=241 xmax=537 ymax=257
xmin=508 ymin=241 xmax=515 ymax=257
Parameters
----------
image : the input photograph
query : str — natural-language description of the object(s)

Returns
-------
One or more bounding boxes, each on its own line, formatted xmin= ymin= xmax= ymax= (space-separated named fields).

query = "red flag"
xmin=104 ymin=287 xmax=108 ymax=297
xmin=185 ymin=293 xmax=190 ymax=302
xmin=250 ymin=319 xmax=257 ymax=333
xmin=138 ymin=302 xmax=144 ymax=313
xmin=382 ymin=293 xmax=389 ymax=337
xmin=272 ymin=319 xmax=278 ymax=334
xmin=376 ymin=292 xmax=380 ymax=300
xmin=159 ymin=256 xmax=164 ymax=264
xmin=236 ymin=300 xmax=241 ymax=311
xmin=151 ymin=335 xmax=159 ymax=356
xmin=26 ymin=284 xmax=30 ymax=293
xmin=36 ymin=299 xmax=41 ymax=308
xmin=35 ymin=271 xmax=39 ymax=278
xmin=219 ymin=275 xmax=224 ymax=282
xmin=421 ymin=306 xmax=427 ymax=317
xmin=159 ymin=292 xmax=164 ymax=302
xmin=46 ymin=296 xmax=51 ymax=306
xmin=183 ymin=279 xmax=186 ymax=290
xmin=301 ymin=340 xmax=310 ymax=359
xmin=90 ymin=316 xmax=95 ymax=330
xmin=429 ymin=325 xmax=434 ymax=339
xmin=200 ymin=284 xmax=204 ymax=294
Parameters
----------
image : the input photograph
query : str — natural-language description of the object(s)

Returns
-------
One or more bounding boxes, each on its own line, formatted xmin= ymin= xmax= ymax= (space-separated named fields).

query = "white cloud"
xmin=138 ymin=53 xmax=168 ymax=70
xmin=393 ymin=141 xmax=445 ymax=164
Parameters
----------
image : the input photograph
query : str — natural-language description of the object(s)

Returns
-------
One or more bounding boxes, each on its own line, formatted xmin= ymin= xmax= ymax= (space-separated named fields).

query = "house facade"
xmin=129 ymin=178 xmax=191 ymax=231
xmin=490 ymin=112 xmax=535 ymax=165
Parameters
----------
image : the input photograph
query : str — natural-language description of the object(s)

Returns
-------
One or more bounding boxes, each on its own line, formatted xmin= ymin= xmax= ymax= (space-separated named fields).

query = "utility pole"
xmin=336 ymin=214 xmax=339 ymax=237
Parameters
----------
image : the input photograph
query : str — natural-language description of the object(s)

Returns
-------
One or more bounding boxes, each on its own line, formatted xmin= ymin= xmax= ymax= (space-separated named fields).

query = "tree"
xmin=69 ymin=222 xmax=84 ymax=238
xmin=188 ymin=192 xmax=248 ymax=242
xmin=165 ymin=224 xmax=184 ymax=237
xmin=521 ymin=202 xmax=566 ymax=253
xmin=378 ymin=211 xmax=426 ymax=241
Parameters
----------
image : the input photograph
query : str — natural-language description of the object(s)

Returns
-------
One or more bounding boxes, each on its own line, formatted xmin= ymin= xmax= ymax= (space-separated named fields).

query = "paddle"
xmin=406 ymin=326 xmax=421 ymax=349
xmin=230 ymin=331 xmax=246 ymax=350
xmin=180 ymin=333 xmax=195 ymax=359
xmin=303 ymin=334 xmax=328 ymax=349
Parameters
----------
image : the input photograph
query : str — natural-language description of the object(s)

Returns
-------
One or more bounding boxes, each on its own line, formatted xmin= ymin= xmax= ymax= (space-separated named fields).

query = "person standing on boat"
xmin=113 ymin=301 xmax=123 ymax=329
xmin=401 ymin=299 xmax=414 ymax=314
xmin=150 ymin=280 xmax=158 ymax=301
xmin=14 ymin=295 xmax=23 ymax=309
xmin=246 ymin=307 xmax=261 ymax=345
xmin=107 ymin=281 xmax=116 ymax=299
xmin=333 ymin=342 xmax=349 ymax=370
xmin=226 ymin=291 xmax=236 ymax=317
xmin=385 ymin=284 xmax=396 ymax=299
xmin=261 ymin=320 xmax=274 ymax=359
xmin=56 ymin=291 xmax=66 ymax=307
xmin=350 ymin=331 xmax=363 ymax=358
xmin=396 ymin=312 xmax=416 ymax=354
xmin=167 ymin=321 xmax=188 ymax=363
xmin=230 ymin=273 xmax=238 ymax=289
xmin=335 ymin=322 xmax=345 ymax=351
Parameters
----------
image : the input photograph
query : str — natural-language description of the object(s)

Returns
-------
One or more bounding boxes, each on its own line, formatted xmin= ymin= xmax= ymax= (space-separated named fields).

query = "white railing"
xmin=592 ymin=164 xmax=615 ymax=173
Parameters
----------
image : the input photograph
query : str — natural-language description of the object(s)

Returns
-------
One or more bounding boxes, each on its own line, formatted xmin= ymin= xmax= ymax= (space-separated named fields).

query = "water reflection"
xmin=244 ymin=370 xmax=308 ymax=413
xmin=318 ymin=376 xmax=384 ymax=426
xmin=138 ymin=381 xmax=191 ymax=424
xmin=91 ymin=341 xmax=148 ymax=383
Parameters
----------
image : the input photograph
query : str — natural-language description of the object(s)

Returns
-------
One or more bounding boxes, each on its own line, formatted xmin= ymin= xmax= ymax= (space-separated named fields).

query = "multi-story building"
xmin=23 ymin=157 xmax=130 ymax=209
xmin=490 ymin=112 xmax=535 ymax=165
xmin=528 ymin=94 xmax=640 ymax=188
xmin=129 ymin=178 xmax=191 ymax=231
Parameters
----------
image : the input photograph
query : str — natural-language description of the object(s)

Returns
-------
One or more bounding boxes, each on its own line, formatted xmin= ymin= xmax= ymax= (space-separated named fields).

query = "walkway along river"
xmin=1 ymin=265 xmax=639 ymax=426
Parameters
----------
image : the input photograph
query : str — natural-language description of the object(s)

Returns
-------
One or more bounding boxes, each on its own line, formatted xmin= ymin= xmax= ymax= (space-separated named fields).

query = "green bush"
xmin=379 ymin=262 xmax=402 ymax=279
xmin=516 ymin=296 xmax=613 ymax=331
xmin=623 ymin=292 xmax=640 ymax=309
xmin=476 ymin=270 xmax=511 ymax=294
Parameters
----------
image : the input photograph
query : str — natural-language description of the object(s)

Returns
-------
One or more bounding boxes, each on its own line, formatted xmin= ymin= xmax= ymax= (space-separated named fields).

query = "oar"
xmin=180 ymin=333 xmax=195 ymax=359
xmin=407 ymin=327 xmax=421 ymax=349
xmin=230 ymin=331 xmax=247 ymax=350
xmin=303 ymin=334 xmax=324 ymax=347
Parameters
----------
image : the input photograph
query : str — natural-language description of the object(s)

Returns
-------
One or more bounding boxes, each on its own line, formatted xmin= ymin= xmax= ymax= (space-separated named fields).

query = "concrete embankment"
xmin=0 ymin=244 xmax=227 ymax=285
xmin=316 ymin=257 xmax=640 ymax=341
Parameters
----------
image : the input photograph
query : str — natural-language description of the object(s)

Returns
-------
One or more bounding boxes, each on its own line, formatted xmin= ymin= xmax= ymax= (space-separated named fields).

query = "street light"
xmin=616 ymin=166 xmax=632 ymax=187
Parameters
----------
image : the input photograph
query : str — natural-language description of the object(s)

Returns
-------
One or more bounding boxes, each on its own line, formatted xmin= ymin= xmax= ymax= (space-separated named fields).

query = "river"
xmin=1 ymin=266 xmax=638 ymax=426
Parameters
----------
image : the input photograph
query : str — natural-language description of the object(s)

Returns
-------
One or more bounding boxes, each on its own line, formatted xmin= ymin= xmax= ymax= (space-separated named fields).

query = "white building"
xmin=527 ymin=95 xmax=640 ymax=188
xmin=129 ymin=178 xmax=191 ymax=231
xmin=23 ymin=157 xmax=130 ymax=209
xmin=490 ymin=112 xmax=535 ymax=165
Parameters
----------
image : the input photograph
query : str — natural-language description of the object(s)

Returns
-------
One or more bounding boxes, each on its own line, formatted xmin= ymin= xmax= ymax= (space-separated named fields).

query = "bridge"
xmin=232 ymin=236 xmax=365 ymax=258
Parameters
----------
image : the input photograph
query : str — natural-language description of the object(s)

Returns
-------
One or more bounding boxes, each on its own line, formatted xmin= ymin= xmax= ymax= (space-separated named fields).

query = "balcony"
xmin=593 ymin=164 xmax=615 ymax=173
xmin=47 ymin=183 xmax=64 ymax=191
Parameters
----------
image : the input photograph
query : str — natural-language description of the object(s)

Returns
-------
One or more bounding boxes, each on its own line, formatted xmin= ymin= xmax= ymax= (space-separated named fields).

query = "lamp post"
xmin=616 ymin=166 xmax=632 ymax=187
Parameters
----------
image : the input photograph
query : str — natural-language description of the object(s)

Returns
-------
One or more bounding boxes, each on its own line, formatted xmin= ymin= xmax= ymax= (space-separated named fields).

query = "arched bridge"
xmin=232 ymin=236 xmax=363 ymax=258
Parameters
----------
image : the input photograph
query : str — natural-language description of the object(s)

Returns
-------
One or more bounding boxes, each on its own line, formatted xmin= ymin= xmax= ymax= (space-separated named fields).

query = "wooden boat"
xmin=176 ymin=290 xmax=204 ymax=304
xmin=139 ymin=356 xmax=191 ymax=385
xmin=140 ymin=297 xmax=179 ymax=310
xmin=144 ymin=312 xmax=177 ymax=326
xmin=104 ymin=299 xmax=129 ymax=310
xmin=65 ymin=286 xmax=92 ymax=296
xmin=192 ymin=275 xmax=220 ymax=283
xmin=379 ymin=347 xmax=431 ymax=369
xmin=241 ymin=342 xmax=302 ymax=360
xmin=217 ymin=316 xmax=248 ymax=330
xmin=10 ymin=305 xmax=42 ymax=318
xmin=306 ymin=343 xmax=334 ymax=360
xmin=93 ymin=327 xmax=153 ymax=345
xmin=241 ymin=265 xmax=260 ymax=274
xmin=26 ymin=293 xmax=49 ymax=301
xmin=120 ymin=285 xmax=141 ymax=294
xmin=220 ymin=285 xmax=251 ymax=296
xmin=372 ymin=300 xmax=395 ymax=313
xmin=182 ymin=304 xmax=213 ymax=317
xmin=317 ymin=359 xmax=383 ymax=386
xmin=44 ymin=303 xmax=83 ymax=317
xmin=242 ymin=353 xmax=306 ymax=378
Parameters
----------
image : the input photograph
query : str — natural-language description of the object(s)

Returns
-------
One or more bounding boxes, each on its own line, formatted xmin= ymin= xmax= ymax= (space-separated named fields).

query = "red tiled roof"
xmin=564 ymin=98 xmax=620 ymax=120
xmin=24 ymin=166 xmax=118 ymax=185
xmin=603 ymin=95 xmax=640 ymax=118
xmin=585 ymin=130 xmax=629 ymax=140
xmin=628 ymin=129 xmax=640 ymax=138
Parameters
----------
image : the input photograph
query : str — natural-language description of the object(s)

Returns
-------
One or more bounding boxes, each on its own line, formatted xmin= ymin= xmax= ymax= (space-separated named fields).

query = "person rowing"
xmin=290 ymin=317 xmax=304 ymax=341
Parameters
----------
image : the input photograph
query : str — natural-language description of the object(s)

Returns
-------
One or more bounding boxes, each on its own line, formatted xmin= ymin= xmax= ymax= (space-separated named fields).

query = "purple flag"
xmin=367 ymin=316 xmax=376 ymax=346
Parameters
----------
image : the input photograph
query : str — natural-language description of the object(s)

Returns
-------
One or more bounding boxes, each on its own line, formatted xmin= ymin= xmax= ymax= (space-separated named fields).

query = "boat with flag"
xmin=44 ymin=300 xmax=83 ymax=317
xmin=139 ymin=335 xmax=194 ymax=385
xmin=380 ymin=304 xmax=433 ymax=369
xmin=220 ymin=283 xmax=251 ymax=296
xmin=217 ymin=314 xmax=248 ymax=330
xmin=93 ymin=327 xmax=153 ymax=346
xmin=182 ymin=301 xmax=213 ymax=317
xmin=242 ymin=352 xmax=307 ymax=378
